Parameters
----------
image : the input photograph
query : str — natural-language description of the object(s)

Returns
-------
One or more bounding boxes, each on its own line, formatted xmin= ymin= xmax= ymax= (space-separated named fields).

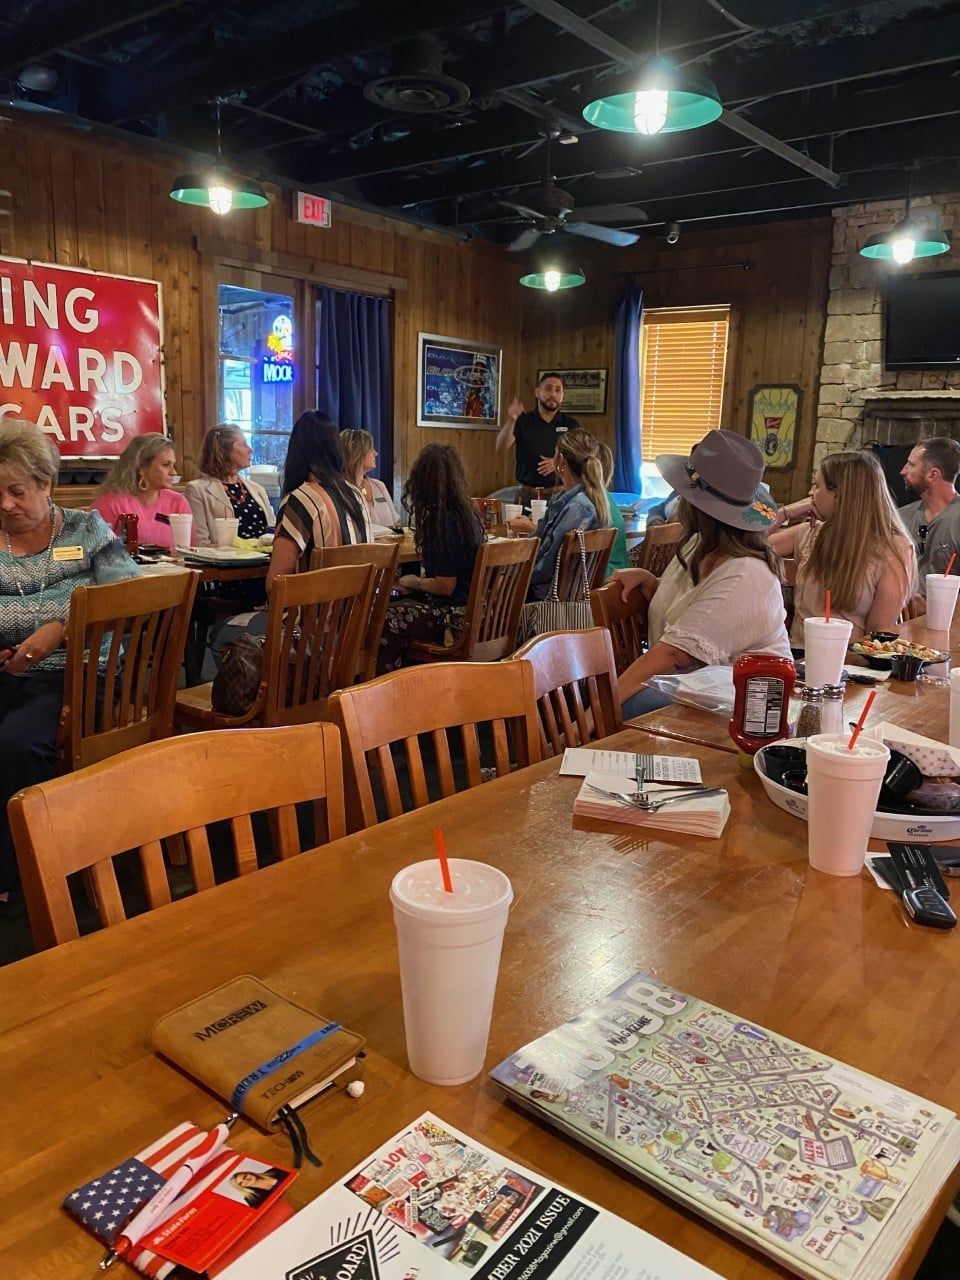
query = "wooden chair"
xmin=631 ymin=521 xmax=685 ymax=576
xmin=555 ymin=527 xmax=616 ymax=599
xmin=175 ymin=564 xmax=374 ymax=729
xmin=328 ymin=659 xmax=540 ymax=829
xmin=10 ymin=724 xmax=345 ymax=950
xmin=513 ymin=628 xmax=622 ymax=757
xmin=310 ymin=541 xmax=400 ymax=683
xmin=590 ymin=581 xmax=649 ymax=675
xmin=59 ymin=570 xmax=200 ymax=772
xmin=409 ymin=537 xmax=537 ymax=664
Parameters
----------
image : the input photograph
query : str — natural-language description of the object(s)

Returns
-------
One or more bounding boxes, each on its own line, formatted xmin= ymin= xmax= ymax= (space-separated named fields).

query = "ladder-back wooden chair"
xmin=10 ymin=723 xmax=345 ymax=951
xmin=512 ymin=628 xmax=622 ymax=757
xmin=631 ymin=521 xmax=685 ymax=576
xmin=58 ymin=570 xmax=200 ymax=772
xmin=175 ymin=564 xmax=374 ymax=729
xmin=555 ymin=528 xmax=616 ymax=599
xmin=328 ymin=659 xmax=540 ymax=830
xmin=590 ymin=582 xmax=649 ymax=676
xmin=409 ymin=538 xmax=536 ymax=664
xmin=310 ymin=542 xmax=400 ymax=683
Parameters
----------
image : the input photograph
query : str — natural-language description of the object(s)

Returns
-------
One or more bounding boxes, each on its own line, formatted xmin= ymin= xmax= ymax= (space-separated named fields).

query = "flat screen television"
xmin=884 ymin=270 xmax=960 ymax=369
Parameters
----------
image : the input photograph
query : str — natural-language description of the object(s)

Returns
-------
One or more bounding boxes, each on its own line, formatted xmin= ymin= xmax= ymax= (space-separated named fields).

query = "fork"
xmin=585 ymin=784 xmax=725 ymax=812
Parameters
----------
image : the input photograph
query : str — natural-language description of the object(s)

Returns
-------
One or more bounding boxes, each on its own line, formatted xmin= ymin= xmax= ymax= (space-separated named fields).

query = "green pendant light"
xmin=170 ymin=100 xmax=269 ymax=215
xmin=582 ymin=0 xmax=722 ymax=136
xmin=519 ymin=264 xmax=586 ymax=291
xmin=859 ymin=165 xmax=950 ymax=263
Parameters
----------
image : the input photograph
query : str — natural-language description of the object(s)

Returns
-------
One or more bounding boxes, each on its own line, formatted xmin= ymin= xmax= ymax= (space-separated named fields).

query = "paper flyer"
xmin=220 ymin=1112 xmax=721 ymax=1280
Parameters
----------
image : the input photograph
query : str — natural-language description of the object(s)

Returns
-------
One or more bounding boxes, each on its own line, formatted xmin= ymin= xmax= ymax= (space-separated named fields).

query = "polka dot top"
xmin=225 ymin=481 xmax=269 ymax=539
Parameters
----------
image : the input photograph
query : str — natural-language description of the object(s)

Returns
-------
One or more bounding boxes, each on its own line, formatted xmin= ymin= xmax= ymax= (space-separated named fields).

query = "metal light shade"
xmin=519 ymin=267 xmax=586 ymax=291
xmin=169 ymin=171 xmax=269 ymax=212
xmin=583 ymin=59 xmax=722 ymax=135
xmin=860 ymin=213 xmax=950 ymax=262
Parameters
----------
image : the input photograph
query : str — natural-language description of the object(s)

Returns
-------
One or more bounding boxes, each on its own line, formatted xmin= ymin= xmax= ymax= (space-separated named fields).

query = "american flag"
xmin=63 ymin=1121 xmax=238 ymax=1279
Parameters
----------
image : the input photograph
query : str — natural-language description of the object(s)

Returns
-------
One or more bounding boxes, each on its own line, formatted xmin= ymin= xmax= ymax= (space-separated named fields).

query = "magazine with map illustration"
xmin=490 ymin=974 xmax=960 ymax=1280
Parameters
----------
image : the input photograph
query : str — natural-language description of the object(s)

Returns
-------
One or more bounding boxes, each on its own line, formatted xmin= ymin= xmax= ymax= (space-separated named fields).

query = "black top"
xmin=513 ymin=408 xmax=581 ymax=487
xmin=225 ymin=481 xmax=269 ymax=539
xmin=420 ymin=513 xmax=481 ymax=606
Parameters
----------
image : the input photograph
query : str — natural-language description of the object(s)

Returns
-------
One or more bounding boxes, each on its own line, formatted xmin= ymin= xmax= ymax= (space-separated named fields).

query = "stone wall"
xmin=814 ymin=192 xmax=960 ymax=470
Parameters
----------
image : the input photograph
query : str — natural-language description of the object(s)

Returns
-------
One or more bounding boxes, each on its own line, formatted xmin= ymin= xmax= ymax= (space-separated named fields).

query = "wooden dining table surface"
xmin=2 ymin=719 xmax=959 ymax=1280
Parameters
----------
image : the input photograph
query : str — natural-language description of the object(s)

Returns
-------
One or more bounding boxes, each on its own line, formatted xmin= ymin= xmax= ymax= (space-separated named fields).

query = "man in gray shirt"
xmin=899 ymin=436 xmax=960 ymax=604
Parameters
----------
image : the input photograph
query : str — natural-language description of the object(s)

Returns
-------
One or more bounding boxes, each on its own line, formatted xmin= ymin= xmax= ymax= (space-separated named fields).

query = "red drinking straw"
xmin=433 ymin=828 xmax=454 ymax=894
xmin=825 ymin=589 xmax=831 ymax=624
xmin=945 ymin=552 xmax=957 ymax=577
xmin=846 ymin=689 xmax=877 ymax=751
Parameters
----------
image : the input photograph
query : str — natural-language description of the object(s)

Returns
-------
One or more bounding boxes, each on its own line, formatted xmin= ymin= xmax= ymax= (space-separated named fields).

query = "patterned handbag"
xmin=519 ymin=526 xmax=594 ymax=641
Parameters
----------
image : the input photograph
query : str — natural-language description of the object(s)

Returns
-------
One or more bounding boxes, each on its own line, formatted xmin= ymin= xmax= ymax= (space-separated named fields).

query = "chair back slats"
xmin=589 ymin=583 xmax=649 ymax=676
xmin=634 ymin=521 xmax=685 ymax=576
xmin=10 ymin=723 xmax=345 ymax=949
xmin=329 ymin=660 xmax=541 ymax=830
xmin=61 ymin=571 xmax=199 ymax=772
xmin=555 ymin=528 xmax=616 ymax=600
xmin=512 ymin=629 xmax=623 ymax=757
xmin=310 ymin=543 xmax=400 ymax=683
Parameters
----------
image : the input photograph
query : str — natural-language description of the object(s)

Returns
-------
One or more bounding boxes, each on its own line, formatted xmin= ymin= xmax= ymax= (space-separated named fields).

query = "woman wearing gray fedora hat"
xmin=611 ymin=430 xmax=792 ymax=718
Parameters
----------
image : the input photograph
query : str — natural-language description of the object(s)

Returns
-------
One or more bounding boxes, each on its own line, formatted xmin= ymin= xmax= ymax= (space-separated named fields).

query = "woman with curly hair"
xmin=378 ymin=444 xmax=483 ymax=672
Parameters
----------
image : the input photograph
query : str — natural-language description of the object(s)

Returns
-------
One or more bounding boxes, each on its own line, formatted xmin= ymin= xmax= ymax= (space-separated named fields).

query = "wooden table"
xmin=2 ymin=726 xmax=958 ymax=1279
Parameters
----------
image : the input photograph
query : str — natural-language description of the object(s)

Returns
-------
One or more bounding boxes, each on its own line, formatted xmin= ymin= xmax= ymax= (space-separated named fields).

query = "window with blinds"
xmin=639 ymin=306 xmax=730 ymax=460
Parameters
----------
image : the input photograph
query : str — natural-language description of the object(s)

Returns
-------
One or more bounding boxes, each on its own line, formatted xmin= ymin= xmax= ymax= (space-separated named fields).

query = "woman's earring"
xmin=138 ymin=475 xmax=149 ymax=492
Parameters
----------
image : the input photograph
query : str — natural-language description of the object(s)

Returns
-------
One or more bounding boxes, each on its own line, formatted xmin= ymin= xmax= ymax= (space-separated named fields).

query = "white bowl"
xmin=754 ymin=737 xmax=960 ymax=843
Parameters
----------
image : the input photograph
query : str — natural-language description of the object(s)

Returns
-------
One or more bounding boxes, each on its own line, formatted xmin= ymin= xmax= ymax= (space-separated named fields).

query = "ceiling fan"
xmin=499 ymin=134 xmax=646 ymax=251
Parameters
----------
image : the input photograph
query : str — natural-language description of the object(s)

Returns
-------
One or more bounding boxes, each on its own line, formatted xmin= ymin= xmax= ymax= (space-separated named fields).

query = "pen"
xmin=99 ymin=1113 xmax=238 ymax=1270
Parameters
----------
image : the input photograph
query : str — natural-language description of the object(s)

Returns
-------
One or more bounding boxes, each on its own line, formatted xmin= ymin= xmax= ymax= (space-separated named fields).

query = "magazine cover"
xmin=220 ymin=1112 xmax=723 ymax=1279
xmin=490 ymin=973 xmax=960 ymax=1280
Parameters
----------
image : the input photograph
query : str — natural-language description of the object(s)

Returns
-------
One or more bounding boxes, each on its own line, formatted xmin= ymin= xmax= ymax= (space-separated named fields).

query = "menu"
xmin=220 ymin=1112 xmax=722 ymax=1280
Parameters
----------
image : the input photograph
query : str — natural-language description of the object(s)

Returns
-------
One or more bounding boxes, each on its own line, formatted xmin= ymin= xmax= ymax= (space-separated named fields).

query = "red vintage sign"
xmin=0 ymin=256 xmax=164 ymax=457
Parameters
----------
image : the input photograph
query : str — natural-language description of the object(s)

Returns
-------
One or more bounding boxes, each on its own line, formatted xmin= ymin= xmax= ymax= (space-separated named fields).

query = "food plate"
xmin=849 ymin=636 xmax=949 ymax=670
xmin=178 ymin=546 xmax=269 ymax=566
xmin=754 ymin=738 xmax=960 ymax=842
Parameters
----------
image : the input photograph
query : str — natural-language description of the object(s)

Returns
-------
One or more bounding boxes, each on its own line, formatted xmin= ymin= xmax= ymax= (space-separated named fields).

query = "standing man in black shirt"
xmin=495 ymin=372 xmax=581 ymax=504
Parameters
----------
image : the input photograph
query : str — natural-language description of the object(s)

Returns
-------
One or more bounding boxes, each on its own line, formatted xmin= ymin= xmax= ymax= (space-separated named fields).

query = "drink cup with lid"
xmin=805 ymin=733 xmax=889 ymax=876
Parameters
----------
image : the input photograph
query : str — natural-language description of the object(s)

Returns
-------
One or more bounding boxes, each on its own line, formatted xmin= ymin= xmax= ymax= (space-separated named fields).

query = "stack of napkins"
xmin=573 ymin=771 xmax=731 ymax=837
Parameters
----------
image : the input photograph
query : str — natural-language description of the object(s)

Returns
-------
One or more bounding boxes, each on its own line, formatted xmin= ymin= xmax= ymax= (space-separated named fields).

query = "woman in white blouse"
xmin=612 ymin=431 xmax=791 ymax=718
xmin=340 ymin=428 xmax=400 ymax=528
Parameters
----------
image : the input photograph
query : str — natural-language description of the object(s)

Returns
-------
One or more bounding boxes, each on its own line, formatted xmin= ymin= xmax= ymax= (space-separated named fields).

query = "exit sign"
xmin=295 ymin=192 xmax=332 ymax=227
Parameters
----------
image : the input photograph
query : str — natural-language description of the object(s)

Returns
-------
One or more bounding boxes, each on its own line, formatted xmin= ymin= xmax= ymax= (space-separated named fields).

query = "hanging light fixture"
xmin=519 ymin=264 xmax=586 ymax=291
xmin=860 ymin=165 xmax=950 ymax=263
xmin=169 ymin=100 xmax=269 ymax=215
xmin=582 ymin=1 xmax=722 ymax=136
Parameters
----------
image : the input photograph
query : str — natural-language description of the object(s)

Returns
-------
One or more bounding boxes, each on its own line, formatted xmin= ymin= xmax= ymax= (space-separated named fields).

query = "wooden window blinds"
xmin=640 ymin=306 xmax=730 ymax=460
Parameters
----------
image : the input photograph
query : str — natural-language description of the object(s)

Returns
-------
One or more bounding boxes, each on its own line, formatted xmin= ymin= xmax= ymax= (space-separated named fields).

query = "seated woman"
xmin=184 ymin=424 xmax=275 ymax=546
xmin=91 ymin=433 xmax=194 ymax=549
xmin=769 ymin=450 xmax=916 ymax=643
xmin=612 ymin=431 xmax=791 ymax=719
xmin=596 ymin=442 xmax=630 ymax=578
xmin=0 ymin=420 xmax=138 ymax=901
xmin=378 ymin=444 xmax=483 ymax=673
xmin=267 ymin=411 xmax=370 ymax=592
xmin=509 ymin=429 xmax=610 ymax=599
xmin=340 ymin=428 xmax=400 ymax=528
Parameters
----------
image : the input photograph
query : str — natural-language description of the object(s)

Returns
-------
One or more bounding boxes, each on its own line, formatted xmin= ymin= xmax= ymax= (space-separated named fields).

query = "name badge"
xmin=52 ymin=545 xmax=84 ymax=562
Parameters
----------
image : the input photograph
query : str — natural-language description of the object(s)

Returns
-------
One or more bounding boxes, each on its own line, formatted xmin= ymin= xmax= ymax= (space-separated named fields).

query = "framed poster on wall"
xmin=748 ymin=384 xmax=801 ymax=471
xmin=417 ymin=332 xmax=501 ymax=428
xmin=537 ymin=367 xmax=608 ymax=415
xmin=0 ymin=255 xmax=165 ymax=457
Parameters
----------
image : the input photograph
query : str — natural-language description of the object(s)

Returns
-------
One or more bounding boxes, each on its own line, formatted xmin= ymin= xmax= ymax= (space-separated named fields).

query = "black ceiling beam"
xmin=0 ymin=1 xmax=189 ymax=74
xmin=114 ymin=0 xmax=512 ymax=121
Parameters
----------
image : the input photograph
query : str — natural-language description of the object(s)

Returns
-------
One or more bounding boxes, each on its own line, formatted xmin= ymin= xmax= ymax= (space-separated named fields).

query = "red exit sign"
xmin=295 ymin=192 xmax=332 ymax=227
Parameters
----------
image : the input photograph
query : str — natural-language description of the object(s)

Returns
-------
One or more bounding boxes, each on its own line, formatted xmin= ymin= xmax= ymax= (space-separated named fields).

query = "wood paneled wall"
xmin=0 ymin=115 xmax=520 ymax=496
xmin=520 ymin=220 xmax=833 ymax=502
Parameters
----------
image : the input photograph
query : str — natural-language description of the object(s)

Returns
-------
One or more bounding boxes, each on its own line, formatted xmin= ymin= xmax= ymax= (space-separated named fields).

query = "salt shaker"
xmin=820 ymin=684 xmax=844 ymax=737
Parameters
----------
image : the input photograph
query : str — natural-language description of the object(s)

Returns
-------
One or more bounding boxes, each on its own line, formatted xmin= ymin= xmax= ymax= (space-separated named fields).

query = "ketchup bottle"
xmin=729 ymin=653 xmax=796 ymax=756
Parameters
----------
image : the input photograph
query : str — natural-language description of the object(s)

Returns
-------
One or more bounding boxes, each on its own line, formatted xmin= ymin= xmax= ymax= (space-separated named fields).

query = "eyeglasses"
xmin=918 ymin=523 xmax=929 ymax=554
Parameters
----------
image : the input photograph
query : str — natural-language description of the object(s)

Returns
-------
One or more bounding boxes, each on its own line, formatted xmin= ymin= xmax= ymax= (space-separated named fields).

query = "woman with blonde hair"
xmin=769 ymin=450 xmax=916 ymax=642
xmin=340 ymin=428 xmax=399 ymax=528
xmin=508 ymin=429 xmax=609 ymax=600
xmin=92 ymin=432 xmax=194 ymax=549
xmin=184 ymin=424 xmax=275 ymax=546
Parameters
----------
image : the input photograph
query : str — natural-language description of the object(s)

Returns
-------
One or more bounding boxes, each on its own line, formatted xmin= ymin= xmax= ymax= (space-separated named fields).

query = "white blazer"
xmin=183 ymin=474 xmax=276 ymax=547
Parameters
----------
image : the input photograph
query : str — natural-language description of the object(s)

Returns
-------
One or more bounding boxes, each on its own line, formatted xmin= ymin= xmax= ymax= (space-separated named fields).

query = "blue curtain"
xmin=316 ymin=287 xmax=393 ymax=485
xmin=613 ymin=281 xmax=644 ymax=494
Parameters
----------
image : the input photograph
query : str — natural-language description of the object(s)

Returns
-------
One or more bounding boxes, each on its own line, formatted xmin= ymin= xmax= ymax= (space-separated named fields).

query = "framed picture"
xmin=417 ymin=333 xmax=502 ymax=428
xmin=537 ymin=367 xmax=608 ymax=415
xmin=748 ymin=384 xmax=802 ymax=471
